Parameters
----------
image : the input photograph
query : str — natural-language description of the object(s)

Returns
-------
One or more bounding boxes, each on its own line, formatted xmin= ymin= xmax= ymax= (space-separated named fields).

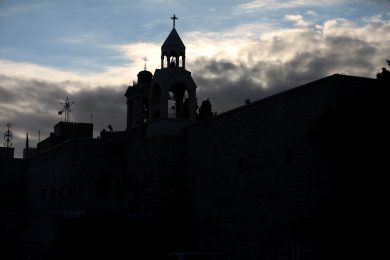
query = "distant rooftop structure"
xmin=0 ymin=146 xmax=14 ymax=159
xmin=37 ymin=121 xmax=93 ymax=154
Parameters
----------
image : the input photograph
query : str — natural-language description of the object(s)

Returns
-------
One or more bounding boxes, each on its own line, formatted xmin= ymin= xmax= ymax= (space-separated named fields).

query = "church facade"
xmin=0 ymin=21 xmax=380 ymax=260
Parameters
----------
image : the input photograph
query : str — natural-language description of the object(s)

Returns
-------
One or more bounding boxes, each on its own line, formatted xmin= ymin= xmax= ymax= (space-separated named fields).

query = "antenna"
xmin=59 ymin=96 xmax=75 ymax=122
xmin=3 ymin=122 xmax=13 ymax=154
xmin=2 ymin=123 xmax=13 ymax=158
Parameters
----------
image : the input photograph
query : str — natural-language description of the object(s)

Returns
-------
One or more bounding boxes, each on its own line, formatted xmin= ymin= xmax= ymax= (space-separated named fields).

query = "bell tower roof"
xmin=162 ymin=28 xmax=185 ymax=53
xmin=160 ymin=15 xmax=187 ymax=69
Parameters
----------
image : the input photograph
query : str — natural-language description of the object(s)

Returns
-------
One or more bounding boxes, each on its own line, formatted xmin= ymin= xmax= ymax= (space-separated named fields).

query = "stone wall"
xmin=124 ymin=124 xmax=190 ymax=256
xmin=24 ymin=124 xmax=190 ymax=258
xmin=22 ymin=137 xmax=129 ymax=258
xmin=185 ymin=75 xmax=374 ymax=259
xmin=0 ymin=158 xmax=26 ymax=259
xmin=3 ymin=74 xmax=376 ymax=259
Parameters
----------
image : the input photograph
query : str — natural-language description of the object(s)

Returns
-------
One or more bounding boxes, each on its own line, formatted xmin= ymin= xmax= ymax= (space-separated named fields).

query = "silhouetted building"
xmin=125 ymin=70 xmax=151 ymax=129
xmin=37 ymin=122 xmax=93 ymax=153
xmin=23 ymin=147 xmax=39 ymax=160
xmin=0 ymin=21 xmax=383 ymax=260
xmin=0 ymin=146 xmax=14 ymax=159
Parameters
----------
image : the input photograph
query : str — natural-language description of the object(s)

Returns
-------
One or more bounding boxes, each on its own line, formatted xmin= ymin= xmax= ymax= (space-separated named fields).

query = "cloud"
xmin=189 ymin=16 xmax=390 ymax=112
xmin=0 ymin=2 xmax=44 ymax=17
xmin=239 ymin=0 xmax=345 ymax=10
xmin=58 ymin=33 xmax=111 ymax=45
xmin=114 ymin=42 xmax=161 ymax=73
xmin=0 ymin=53 xmax=155 ymax=93
xmin=1 ymin=15 xmax=389 ymax=157
xmin=306 ymin=10 xmax=318 ymax=17
xmin=0 ymin=60 xmax=126 ymax=91
xmin=284 ymin=14 xmax=313 ymax=27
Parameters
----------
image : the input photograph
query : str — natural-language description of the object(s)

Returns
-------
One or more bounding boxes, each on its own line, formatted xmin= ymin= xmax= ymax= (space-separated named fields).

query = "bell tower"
xmin=161 ymin=14 xmax=186 ymax=70
xmin=125 ymin=64 xmax=152 ymax=130
xmin=149 ymin=15 xmax=197 ymax=122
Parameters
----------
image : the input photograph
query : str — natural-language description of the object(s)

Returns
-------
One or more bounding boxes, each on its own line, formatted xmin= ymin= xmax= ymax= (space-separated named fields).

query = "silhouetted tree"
xmin=197 ymin=98 xmax=214 ymax=120
xmin=376 ymin=59 xmax=390 ymax=85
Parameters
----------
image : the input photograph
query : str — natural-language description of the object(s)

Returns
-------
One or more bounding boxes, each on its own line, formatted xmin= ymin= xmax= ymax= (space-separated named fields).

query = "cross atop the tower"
xmin=170 ymin=14 xmax=178 ymax=28
xmin=143 ymin=56 xmax=148 ymax=70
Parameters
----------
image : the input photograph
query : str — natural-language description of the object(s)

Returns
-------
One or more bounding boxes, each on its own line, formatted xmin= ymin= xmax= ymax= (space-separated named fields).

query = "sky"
xmin=0 ymin=0 xmax=389 ymax=158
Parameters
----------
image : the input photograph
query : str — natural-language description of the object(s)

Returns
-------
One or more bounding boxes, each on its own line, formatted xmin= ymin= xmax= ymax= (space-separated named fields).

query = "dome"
xmin=137 ymin=70 xmax=153 ymax=85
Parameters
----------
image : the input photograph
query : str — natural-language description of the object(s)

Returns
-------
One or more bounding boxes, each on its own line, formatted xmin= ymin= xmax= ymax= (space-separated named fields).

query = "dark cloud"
xmin=191 ymin=23 xmax=388 ymax=113
xmin=194 ymin=73 xmax=263 ymax=113
xmin=71 ymin=87 xmax=126 ymax=132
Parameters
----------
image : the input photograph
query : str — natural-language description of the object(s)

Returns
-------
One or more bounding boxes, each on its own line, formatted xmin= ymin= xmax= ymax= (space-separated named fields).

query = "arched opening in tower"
xmin=169 ymin=56 xmax=178 ymax=68
xmin=168 ymin=83 xmax=189 ymax=119
xmin=162 ymin=51 xmax=185 ymax=68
